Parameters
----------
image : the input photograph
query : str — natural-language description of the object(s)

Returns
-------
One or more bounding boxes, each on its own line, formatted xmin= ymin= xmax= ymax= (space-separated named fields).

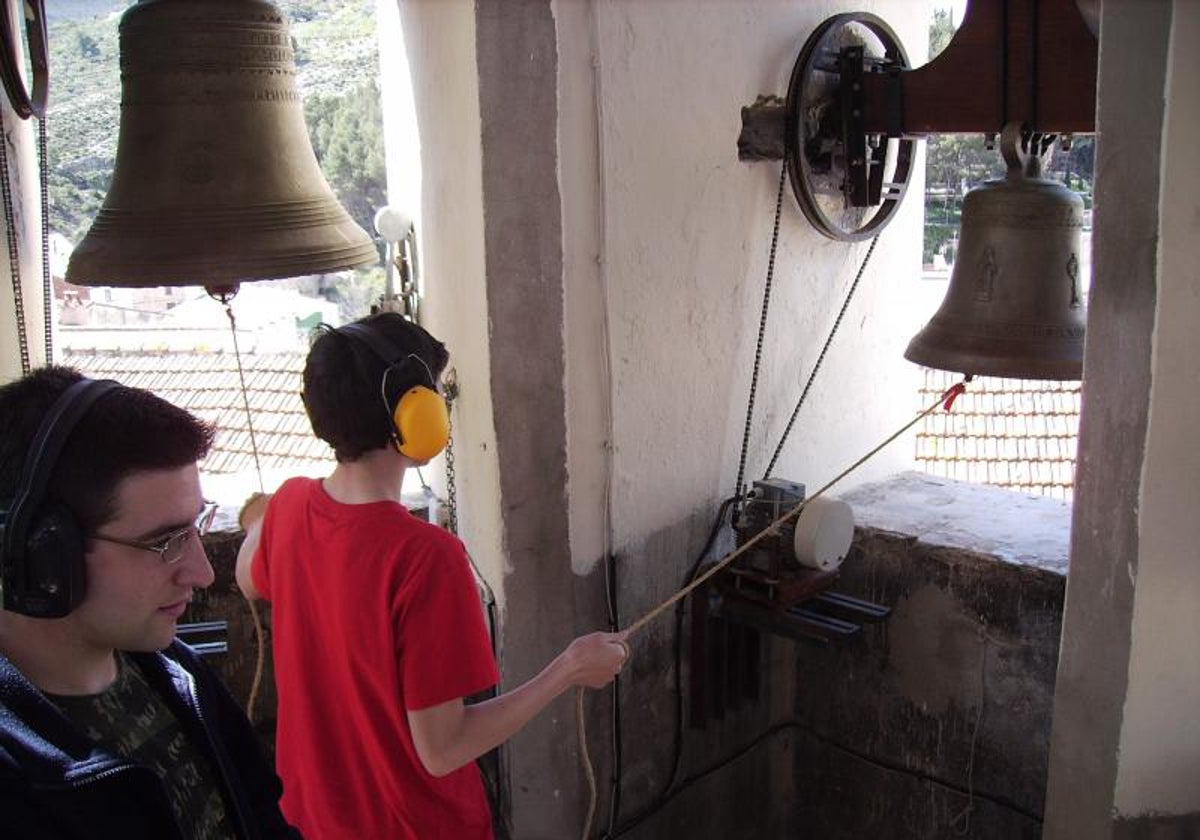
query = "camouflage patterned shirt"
xmin=46 ymin=653 xmax=236 ymax=840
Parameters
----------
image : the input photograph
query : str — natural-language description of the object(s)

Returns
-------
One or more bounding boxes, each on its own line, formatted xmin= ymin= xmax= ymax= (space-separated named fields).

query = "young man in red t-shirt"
xmin=236 ymin=313 xmax=628 ymax=840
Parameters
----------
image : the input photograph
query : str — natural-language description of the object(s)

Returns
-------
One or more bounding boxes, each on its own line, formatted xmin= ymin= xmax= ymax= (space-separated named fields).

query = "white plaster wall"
xmin=391 ymin=1 xmax=509 ymax=598
xmin=1115 ymin=1 xmax=1200 ymax=816
xmin=560 ymin=1 xmax=930 ymax=568
xmin=376 ymin=0 xmax=421 ymax=227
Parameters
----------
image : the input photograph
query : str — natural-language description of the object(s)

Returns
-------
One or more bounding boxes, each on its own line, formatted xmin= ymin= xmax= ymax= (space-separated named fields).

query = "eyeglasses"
xmin=92 ymin=501 xmax=218 ymax=565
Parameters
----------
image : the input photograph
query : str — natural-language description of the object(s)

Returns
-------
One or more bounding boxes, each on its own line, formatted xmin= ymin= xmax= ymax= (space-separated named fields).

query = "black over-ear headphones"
xmin=338 ymin=323 xmax=451 ymax=461
xmin=0 ymin=378 xmax=119 ymax=618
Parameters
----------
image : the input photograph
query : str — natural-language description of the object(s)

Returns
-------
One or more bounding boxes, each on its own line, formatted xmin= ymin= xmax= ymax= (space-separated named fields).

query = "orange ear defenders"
xmin=338 ymin=323 xmax=451 ymax=461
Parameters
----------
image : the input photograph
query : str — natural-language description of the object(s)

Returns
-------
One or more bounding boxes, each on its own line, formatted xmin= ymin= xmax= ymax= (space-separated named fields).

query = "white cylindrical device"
xmin=792 ymin=496 xmax=855 ymax=571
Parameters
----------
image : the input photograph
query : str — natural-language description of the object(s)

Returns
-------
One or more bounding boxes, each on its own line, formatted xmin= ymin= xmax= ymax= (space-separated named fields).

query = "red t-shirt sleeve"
xmin=249 ymin=497 xmax=275 ymax=601
xmin=397 ymin=538 xmax=498 ymax=711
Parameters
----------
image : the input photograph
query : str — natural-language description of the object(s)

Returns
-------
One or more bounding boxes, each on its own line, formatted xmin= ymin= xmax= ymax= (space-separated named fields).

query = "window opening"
xmin=916 ymin=4 xmax=1093 ymax=502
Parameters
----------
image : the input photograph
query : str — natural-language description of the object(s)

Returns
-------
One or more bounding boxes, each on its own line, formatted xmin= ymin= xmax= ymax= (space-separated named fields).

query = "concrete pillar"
xmin=1045 ymin=1 xmax=1200 ymax=836
xmin=393 ymin=1 xmax=592 ymax=836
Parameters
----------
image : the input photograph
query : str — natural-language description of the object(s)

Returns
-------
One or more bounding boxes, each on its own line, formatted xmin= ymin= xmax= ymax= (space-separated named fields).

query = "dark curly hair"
xmin=302 ymin=313 xmax=449 ymax=462
xmin=0 ymin=366 xmax=215 ymax=536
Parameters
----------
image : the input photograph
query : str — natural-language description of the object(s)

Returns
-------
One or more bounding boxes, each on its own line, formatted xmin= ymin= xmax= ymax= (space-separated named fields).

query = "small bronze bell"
xmin=66 ymin=0 xmax=377 ymax=288
xmin=904 ymin=123 xmax=1086 ymax=380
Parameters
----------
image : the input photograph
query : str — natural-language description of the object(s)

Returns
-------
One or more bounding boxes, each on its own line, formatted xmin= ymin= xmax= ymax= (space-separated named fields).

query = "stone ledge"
xmin=839 ymin=471 xmax=1071 ymax=576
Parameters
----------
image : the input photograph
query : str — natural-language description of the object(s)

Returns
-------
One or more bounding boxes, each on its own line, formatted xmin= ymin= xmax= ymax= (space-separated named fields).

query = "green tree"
xmin=921 ymin=7 xmax=1095 ymax=263
xmin=929 ymin=8 xmax=956 ymax=60
xmin=304 ymin=80 xmax=387 ymax=236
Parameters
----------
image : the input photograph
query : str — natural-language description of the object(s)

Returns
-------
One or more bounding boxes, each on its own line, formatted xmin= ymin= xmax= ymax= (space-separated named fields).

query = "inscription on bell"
xmin=1067 ymin=253 xmax=1082 ymax=308
xmin=974 ymin=246 xmax=998 ymax=302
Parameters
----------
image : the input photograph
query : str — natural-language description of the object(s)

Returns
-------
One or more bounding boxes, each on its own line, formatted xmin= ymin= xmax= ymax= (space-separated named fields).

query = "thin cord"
xmin=733 ymin=159 xmax=789 ymax=515
xmin=951 ymin=628 xmax=988 ymax=835
xmin=764 ymin=234 xmax=880 ymax=477
xmin=221 ymin=298 xmax=265 ymax=494
xmin=578 ymin=379 xmax=970 ymax=839
xmin=216 ymin=291 xmax=269 ymax=722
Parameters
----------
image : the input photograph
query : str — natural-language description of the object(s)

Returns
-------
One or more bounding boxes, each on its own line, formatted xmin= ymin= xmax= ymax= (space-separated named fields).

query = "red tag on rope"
xmin=942 ymin=382 xmax=967 ymax=412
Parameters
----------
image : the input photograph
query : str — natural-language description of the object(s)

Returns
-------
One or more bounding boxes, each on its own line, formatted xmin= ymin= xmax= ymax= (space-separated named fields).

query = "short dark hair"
xmin=302 ymin=313 xmax=449 ymax=462
xmin=0 ymin=366 xmax=215 ymax=536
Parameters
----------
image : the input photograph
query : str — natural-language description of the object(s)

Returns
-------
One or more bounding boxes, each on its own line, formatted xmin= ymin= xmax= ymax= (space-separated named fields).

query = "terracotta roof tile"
xmin=63 ymin=348 xmax=334 ymax=476
xmin=915 ymin=368 xmax=1081 ymax=501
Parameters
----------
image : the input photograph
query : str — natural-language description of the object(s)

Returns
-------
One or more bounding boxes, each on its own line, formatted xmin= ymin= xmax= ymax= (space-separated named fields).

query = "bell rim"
xmin=65 ymin=241 xmax=379 ymax=288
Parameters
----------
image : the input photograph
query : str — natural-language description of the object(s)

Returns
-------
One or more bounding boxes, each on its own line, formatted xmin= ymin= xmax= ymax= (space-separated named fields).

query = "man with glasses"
xmin=0 ymin=366 xmax=297 ymax=839
xmin=93 ymin=500 xmax=218 ymax=562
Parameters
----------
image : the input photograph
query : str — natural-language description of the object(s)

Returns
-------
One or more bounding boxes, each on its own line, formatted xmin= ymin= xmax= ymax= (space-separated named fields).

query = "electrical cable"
xmin=607 ymin=712 xmax=1040 ymax=837
xmin=595 ymin=226 xmax=878 ymax=835
xmin=587 ymin=2 xmax=623 ymax=828
xmin=601 ymin=218 xmax=882 ymax=837
xmin=603 ymin=552 xmax=622 ymax=837
xmin=600 ymin=495 xmax=738 ymax=840
xmin=593 ymin=141 xmax=886 ymax=840
xmin=601 ymin=225 xmax=879 ymax=835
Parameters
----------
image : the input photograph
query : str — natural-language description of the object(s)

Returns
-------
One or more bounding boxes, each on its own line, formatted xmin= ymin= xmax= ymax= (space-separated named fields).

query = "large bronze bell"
xmin=66 ymin=0 xmax=377 ymax=288
xmin=904 ymin=123 xmax=1086 ymax=380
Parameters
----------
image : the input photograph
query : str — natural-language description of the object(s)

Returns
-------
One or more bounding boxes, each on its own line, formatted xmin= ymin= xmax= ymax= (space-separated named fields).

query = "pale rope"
xmin=244 ymin=594 xmax=267 ymax=724
xmin=577 ymin=379 xmax=968 ymax=839
xmin=220 ymin=293 xmax=268 ymax=723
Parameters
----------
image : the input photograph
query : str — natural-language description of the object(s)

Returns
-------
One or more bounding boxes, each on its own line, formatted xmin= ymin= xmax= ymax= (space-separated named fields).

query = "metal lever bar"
xmin=177 ymin=620 xmax=229 ymax=658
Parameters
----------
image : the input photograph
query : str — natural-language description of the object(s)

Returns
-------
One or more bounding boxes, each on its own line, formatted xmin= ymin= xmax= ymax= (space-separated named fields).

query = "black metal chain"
xmin=764 ymin=233 xmax=879 ymax=477
xmin=1 ymin=89 xmax=53 ymax=372
xmin=444 ymin=429 xmax=458 ymax=535
xmin=442 ymin=369 xmax=459 ymax=536
xmin=0 ymin=106 xmax=31 ymax=374
xmin=38 ymin=117 xmax=51 ymax=361
xmin=439 ymin=372 xmax=497 ymax=625
xmin=733 ymin=157 xmax=788 ymax=516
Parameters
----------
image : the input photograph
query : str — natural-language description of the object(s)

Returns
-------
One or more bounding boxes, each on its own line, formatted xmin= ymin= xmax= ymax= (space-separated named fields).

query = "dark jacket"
xmin=0 ymin=640 xmax=300 ymax=840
